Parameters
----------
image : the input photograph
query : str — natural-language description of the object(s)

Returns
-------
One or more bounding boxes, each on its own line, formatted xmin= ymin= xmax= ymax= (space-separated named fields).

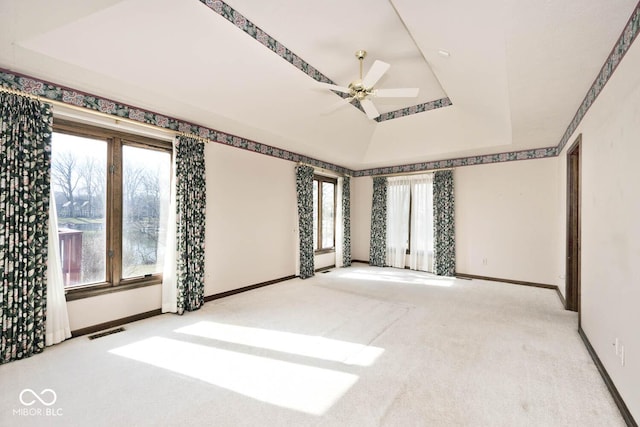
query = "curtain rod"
xmin=176 ymin=132 xmax=212 ymax=144
xmin=296 ymin=161 xmax=350 ymax=178
xmin=0 ymin=85 xmax=209 ymax=143
xmin=374 ymin=167 xmax=453 ymax=178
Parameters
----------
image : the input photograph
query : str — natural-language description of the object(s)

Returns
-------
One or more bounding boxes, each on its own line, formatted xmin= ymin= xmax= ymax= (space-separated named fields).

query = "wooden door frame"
xmin=565 ymin=135 xmax=581 ymax=321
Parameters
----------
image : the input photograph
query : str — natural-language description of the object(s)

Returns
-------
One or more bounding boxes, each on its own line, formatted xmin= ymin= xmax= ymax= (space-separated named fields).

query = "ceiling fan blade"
xmin=374 ymin=88 xmax=420 ymax=98
xmin=317 ymin=82 xmax=351 ymax=94
xmin=362 ymin=60 xmax=390 ymax=89
xmin=360 ymin=99 xmax=380 ymax=120
xmin=321 ymin=96 xmax=356 ymax=115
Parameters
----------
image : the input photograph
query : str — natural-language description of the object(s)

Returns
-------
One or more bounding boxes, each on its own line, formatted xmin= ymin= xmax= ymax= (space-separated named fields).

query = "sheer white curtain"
xmin=386 ymin=176 xmax=411 ymax=268
xmin=409 ymin=175 xmax=434 ymax=272
xmin=46 ymin=188 xmax=71 ymax=346
xmin=162 ymin=137 xmax=178 ymax=313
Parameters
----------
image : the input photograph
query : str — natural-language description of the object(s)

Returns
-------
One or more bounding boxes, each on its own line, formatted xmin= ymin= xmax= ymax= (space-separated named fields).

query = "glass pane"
xmin=313 ymin=180 xmax=318 ymax=250
xmin=122 ymin=145 xmax=171 ymax=279
xmin=322 ymin=182 xmax=335 ymax=248
xmin=52 ymin=133 xmax=107 ymax=287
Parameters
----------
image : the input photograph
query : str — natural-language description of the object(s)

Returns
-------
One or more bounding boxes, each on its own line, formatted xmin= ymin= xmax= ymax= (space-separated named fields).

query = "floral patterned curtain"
xmin=369 ymin=176 xmax=387 ymax=266
xmin=342 ymin=177 xmax=351 ymax=267
xmin=433 ymin=170 xmax=455 ymax=276
xmin=0 ymin=91 xmax=52 ymax=364
xmin=175 ymin=136 xmax=206 ymax=314
xmin=295 ymin=165 xmax=315 ymax=279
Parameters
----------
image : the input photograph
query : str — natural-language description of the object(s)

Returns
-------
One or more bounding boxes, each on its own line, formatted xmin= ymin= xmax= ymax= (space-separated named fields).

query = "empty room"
xmin=1 ymin=1 xmax=639 ymax=426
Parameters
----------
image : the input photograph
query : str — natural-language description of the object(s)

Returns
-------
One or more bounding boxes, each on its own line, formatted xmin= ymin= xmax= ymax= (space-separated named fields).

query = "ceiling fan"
xmin=318 ymin=50 xmax=419 ymax=119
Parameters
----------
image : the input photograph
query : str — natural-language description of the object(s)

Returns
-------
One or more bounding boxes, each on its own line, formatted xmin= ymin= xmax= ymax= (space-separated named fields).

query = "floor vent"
xmin=322 ymin=270 xmax=332 ymax=274
xmin=88 ymin=327 xmax=125 ymax=340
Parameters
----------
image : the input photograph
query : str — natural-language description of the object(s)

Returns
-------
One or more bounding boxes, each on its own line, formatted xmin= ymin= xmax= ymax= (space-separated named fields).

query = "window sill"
xmin=65 ymin=276 xmax=162 ymax=301
xmin=314 ymin=248 xmax=336 ymax=255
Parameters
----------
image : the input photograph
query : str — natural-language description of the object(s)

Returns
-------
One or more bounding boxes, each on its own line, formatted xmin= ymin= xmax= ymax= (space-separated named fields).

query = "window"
xmin=312 ymin=175 xmax=337 ymax=252
xmin=386 ymin=174 xmax=434 ymax=271
xmin=51 ymin=120 xmax=171 ymax=296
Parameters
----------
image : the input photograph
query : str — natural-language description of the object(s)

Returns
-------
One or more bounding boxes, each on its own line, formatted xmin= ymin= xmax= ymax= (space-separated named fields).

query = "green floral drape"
xmin=175 ymin=136 xmax=206 ymax=314
xmin=369 ymin=177 xmax=387 ymax=266
xmin=434 ymin=170 xmax=455 ymax=276
xmin=342 ymin=177 xmax=351 ymax=267
xmin=0 ymin=92 xmax=52 ymax=364
xmin=296 ymin=165 xmax=314 ymax=279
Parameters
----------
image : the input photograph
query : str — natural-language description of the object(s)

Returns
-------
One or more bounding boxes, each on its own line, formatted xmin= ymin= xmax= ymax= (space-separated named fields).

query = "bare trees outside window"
xmin=122 ymin=145 xmax=171 ymax=279
xmin=52 ymin=133 xmax=107 ymax=286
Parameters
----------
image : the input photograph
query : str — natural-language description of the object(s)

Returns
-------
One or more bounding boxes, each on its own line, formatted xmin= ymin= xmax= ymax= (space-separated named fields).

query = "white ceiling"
xmin=0 ymin=0 xmax=637 ymax=170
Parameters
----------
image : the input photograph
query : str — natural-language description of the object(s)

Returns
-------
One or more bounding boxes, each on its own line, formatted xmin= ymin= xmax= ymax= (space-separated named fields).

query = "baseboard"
xmin=578 ymin=328 xmax=637 ymax=427
xmin=352 ymin=259 xmax=370 ymax=264
xmin=204 ymin=274 xmax=296 ymax=303
xmin=454 ymin=273 xmax=556 ymax=290
xmin=555 ymin=287 xmax=567 ymax=308
xmin=71 ymin=309 xmax=162 ymax=338
xmin=315 ymin=265 xmax=335 ymax=273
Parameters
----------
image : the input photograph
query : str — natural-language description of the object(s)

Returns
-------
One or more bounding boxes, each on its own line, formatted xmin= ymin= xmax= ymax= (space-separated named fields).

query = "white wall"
xmin=555 ymin=149 xmax=568 ymax=298
xmin=455 ymin=159 xmax=560 ymax=285
xmin=315 ymin=252 xmax=335 ymax=270
xmin=205 ymin=142 xmax=297 ymax=295
xmin=67 ymin=285 xmax=162 ymax=331
xmin=67 ymin=141 xmax=298 ymax=331
xmin=556 ymin=37 xmax=640 ymax=419
xmin=352 ymin=176 xmax=372 ymax=262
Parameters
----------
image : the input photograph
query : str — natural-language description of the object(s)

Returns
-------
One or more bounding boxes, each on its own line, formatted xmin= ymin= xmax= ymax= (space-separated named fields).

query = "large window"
xmin=312 ymin=175 xmax=337 ymax=252
xmin=51 ymin=121 xmax=171 ymax=295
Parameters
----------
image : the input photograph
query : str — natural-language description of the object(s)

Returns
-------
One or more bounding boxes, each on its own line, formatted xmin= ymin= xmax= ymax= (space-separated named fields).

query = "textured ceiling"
xmin=0 ymin=0 xmax=637 ymax=170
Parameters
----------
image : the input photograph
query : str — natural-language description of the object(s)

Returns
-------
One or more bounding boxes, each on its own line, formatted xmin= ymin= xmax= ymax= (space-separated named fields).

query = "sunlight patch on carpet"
xmin=339 ymin=269 xmax=455 ymax=287
xmin=109 ymin=337 xmax=358 ymax=415
xmin=175 ymin=321 xmax=384 ymax=367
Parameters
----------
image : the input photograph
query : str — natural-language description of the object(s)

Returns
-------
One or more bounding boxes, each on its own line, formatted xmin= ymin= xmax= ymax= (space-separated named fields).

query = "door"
xmin=566 ymin=136 xmax=581 ymax=318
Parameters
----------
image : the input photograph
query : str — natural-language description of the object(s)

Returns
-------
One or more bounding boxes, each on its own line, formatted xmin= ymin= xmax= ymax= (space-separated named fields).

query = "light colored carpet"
xmin=0 ymin=265 xmax=625 ymax=426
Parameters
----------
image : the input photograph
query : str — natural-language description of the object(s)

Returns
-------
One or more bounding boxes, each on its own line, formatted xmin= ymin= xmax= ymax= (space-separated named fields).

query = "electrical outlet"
xmin=482 ymin=258 xmax=488 ymax=266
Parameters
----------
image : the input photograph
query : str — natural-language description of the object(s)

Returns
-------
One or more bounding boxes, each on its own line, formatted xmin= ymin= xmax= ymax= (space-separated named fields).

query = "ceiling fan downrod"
xmin=350 ymin=50 xmax=370 ymax=100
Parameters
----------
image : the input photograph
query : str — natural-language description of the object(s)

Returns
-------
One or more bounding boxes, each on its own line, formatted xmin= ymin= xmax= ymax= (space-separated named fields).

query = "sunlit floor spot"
xmin=109 ymin=337 xmax=358 ymax=415
xmin=175 ymin=322 xmax=384 ymax=367
xmin=339 ymin=269 xmax=455 ymax=287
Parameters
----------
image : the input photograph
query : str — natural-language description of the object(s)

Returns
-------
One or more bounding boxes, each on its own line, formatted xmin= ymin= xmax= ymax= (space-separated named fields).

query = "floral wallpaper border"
xmin=0 ymin=69 xmax=352 ymax=176
xmin=353 ymin=147 xmax=558 ymax=177
xmin=1 ymin=0 xmax=637 ymax=178
xmin=374 ymin=98 xmax=453 ymax=123
xmin=198 ymin=0 xmax=452 ymax=121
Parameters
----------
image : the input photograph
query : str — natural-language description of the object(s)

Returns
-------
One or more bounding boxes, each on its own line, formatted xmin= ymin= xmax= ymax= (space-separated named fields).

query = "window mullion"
xmin=108 ymin=137 xmax=123 ymax=286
